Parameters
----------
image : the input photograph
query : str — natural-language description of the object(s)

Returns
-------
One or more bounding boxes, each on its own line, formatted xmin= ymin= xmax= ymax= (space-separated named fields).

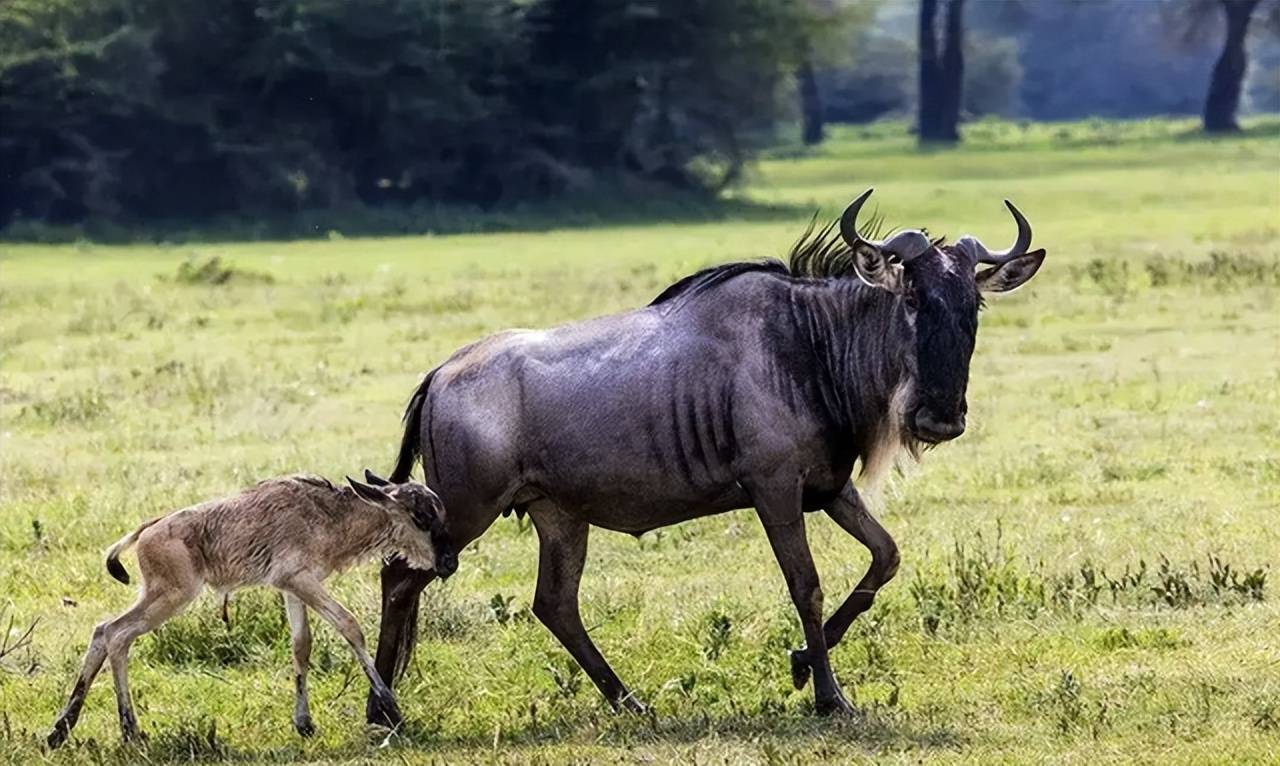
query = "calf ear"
xmin=852 ymin=244 xmax=906 ymax=294
xmin=424 ymin=487 xmax=446 ymax=520
xmin=363 ymin=469 xmax=392 ymax=487
xmin=347 ymin=476 xmax=393 ymax=508
xmin=976 ymin=249 xmax=1046 ymax=293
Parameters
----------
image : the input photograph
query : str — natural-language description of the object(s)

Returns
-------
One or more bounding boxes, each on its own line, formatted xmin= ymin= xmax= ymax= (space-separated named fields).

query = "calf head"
xmin=347 ymin=471 xmax=458 ymax=577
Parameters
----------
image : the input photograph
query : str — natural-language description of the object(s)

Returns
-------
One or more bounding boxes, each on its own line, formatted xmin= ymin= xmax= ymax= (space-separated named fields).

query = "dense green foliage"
xmin=0 ymin=0 xmax=819 ymax=226
xmin=2 ymin=117 xmax=1278 ymax=763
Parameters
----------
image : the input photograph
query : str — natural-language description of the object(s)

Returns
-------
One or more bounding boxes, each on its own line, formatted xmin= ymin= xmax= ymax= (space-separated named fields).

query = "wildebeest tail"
xmin=104 ymin=517 xmax=162 ymax=584
xmin=390 ymin=369 xmax=436 ymax=483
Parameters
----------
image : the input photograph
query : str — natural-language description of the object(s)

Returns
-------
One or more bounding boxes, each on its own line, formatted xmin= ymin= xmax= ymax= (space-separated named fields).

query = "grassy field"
xmin=1 ymin=118 xmax=1278 ymax=764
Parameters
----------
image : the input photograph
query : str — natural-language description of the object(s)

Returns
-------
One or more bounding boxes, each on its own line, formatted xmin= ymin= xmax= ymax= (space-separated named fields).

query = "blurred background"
xmin=2 ymin=0 xmax=1278 ymax=237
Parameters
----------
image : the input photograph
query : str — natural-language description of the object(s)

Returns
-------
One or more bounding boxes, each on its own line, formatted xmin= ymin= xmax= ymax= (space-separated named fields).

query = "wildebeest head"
xmin=840 ymin=189 xmax=1046 ymax=445
xmin=348 ymin=471 xmax=458 ymax=577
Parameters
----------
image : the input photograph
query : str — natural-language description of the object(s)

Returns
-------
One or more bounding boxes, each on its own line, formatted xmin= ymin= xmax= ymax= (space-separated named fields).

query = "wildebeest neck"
xmin=787 ymin=278 xmax=911 ymax=444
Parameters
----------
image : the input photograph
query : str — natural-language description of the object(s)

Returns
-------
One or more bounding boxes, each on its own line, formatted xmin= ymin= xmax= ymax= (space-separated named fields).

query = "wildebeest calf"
xmin=47 ymin=472 xmax=456 ymax=748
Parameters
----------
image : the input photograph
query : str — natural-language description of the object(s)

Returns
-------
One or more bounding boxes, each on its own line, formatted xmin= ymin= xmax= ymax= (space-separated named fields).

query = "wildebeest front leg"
xmin=790 ymin=482 xmax=899 ymax=690
xmin=529 ymin=503 xmax=645 ymax=713
xmin=367 ymin=558 xmax=434 ymax=725
xmin=753 ymin=484 xmax=855 ymax=715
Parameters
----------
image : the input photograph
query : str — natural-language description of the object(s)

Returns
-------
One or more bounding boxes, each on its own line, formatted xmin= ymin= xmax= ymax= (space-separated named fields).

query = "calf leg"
xmin=283 ymin=594 xmax=315 ymax=736
xmin=105 ymin=583 xmax=201 ymax=742
xmin=528 ymin=502 xmax=643 ymax=712
xmin=791 ymin=482 xmax=900 ymax=690
xmin=751 ymin=481 xmax=854 ymax=715
xmin=47 ymin=622 xmax=111 ymax=747
xmin=284 ymin=575 xmax=403 ymax=728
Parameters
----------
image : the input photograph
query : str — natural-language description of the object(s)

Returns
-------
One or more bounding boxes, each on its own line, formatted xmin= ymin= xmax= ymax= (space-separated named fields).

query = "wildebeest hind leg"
xmin=529 ymin=502 xmax=645 ymax=714
xmin=791 ymin=482 xmax=899 ymax=690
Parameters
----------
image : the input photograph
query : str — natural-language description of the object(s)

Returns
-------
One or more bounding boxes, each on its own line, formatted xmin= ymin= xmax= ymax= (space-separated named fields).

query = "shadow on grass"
xmin=383 ymin=705 xmax=965 ymax=758
xmin=19 ymin=707 xmax=963 ymax=763
xmin=0 ymin=188 xmax=812 ymax=246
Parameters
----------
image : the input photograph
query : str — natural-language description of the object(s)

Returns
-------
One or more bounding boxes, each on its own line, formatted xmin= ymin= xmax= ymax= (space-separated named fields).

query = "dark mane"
xmin=290 ymin=474 xmax=339 ymax=493
xmin=648 ymin=210 xmax=895 ymax=307
xmin=648 ymin=260 xmax=789 ymax=307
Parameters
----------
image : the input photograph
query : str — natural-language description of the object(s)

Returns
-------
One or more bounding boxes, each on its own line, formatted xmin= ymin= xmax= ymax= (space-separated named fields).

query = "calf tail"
xmin=104 ymin=517 xmax=162 ymax=585
xmin=390 ymin=369 xmax=436 ymax=483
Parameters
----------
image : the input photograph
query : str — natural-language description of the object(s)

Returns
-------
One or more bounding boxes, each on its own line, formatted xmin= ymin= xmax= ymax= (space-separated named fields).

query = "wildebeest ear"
xmin=363 ymin=469 xmax=392 ymax=487
xmin=347 ymin=476 xmax=393 ymax=508
xmin=851 ymin=244 xmax=905 ymax=294
xmin=976 ymin=249 xmax=1046 ymax=294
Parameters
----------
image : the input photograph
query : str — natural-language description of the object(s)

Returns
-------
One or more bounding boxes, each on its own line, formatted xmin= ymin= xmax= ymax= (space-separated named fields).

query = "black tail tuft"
xmin=106 ymin=555 xmax=130 ymax=584
xmin=391 ymin=369 xmax=435 ymax=483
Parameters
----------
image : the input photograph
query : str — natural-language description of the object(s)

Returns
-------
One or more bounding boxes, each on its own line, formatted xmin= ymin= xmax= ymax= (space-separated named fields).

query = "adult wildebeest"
xmin=367 ymin=189 xmax=1046 ymax=720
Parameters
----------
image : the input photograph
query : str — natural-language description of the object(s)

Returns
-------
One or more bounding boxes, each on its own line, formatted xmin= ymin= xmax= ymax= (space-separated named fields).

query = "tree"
xmin=918 ymin=0 xmax=966 ymax=144
xmin=1166 ymin=0 xmax=1280 ymax=133
xmin=796 ymin=55 xmax=825 ymax=145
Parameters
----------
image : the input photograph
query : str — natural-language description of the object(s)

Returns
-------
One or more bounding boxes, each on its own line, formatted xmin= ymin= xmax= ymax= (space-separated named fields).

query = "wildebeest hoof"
xmin=616 ymin=694 xmax=649 ymax=716
xmin=294 ymin=716 xmax=316 ymax=737
xmin=366 ymin=694 xmax=404 ymax=728
xmin=789 ymin=649 xmax=812 ymax=690
xmin=46 ymin=722 xmax=71 ymax=749
xmin=815 ymin=690 xmax=857 ymax=717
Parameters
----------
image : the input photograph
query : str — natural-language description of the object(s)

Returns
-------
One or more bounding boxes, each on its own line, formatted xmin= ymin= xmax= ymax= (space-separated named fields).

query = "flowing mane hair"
xmin=649 ymin=209 xmax=897 ymax=307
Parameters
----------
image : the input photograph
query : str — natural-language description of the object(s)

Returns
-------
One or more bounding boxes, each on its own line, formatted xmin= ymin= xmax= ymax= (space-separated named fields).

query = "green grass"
xmin=2 ymin=117 xmax=1279 ymax=764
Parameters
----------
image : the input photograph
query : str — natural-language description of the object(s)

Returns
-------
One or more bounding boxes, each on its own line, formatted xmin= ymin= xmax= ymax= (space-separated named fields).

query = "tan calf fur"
xmin=48 ymin=472 xmax=454 ymax=747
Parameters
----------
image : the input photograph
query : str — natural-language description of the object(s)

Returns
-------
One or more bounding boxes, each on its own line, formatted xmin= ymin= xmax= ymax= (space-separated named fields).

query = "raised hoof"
xmin=789 ymin=649 xmax=812 ymax=690
xmin=294 ymin=717 xmax=317 ymax=737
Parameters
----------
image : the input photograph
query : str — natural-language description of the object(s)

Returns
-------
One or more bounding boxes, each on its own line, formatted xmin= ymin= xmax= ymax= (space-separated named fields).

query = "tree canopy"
xmin=0 ymin=0 xmax=822 ymax=227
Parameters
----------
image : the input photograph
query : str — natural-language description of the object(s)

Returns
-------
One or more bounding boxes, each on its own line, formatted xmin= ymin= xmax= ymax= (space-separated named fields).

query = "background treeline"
xmin=0 ymin=0 xmax=825 ymax=227
xmin=1 ymin=0 xmax=1278 ymax=230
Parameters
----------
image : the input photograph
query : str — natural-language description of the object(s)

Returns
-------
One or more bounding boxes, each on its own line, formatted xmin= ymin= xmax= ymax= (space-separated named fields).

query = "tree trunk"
xmin=937 ymin=0 xmax=966 ymax=142
xmin=918 ymin=0 xmax=941 ymax=141
xmin=797 ymin=57 xmax=825 ymax=146
xmin=918 ymin=0 xmax=964 ymax=144
xmin=1203 ymin=0 xmax=1259 ymax=133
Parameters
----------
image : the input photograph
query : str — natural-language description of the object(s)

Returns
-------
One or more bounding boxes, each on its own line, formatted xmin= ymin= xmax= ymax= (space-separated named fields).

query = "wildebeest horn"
xmin=839 ymin=188 xmax=931 ymax=263
xmin=968 ymin=199 xmax=1033 ymax=265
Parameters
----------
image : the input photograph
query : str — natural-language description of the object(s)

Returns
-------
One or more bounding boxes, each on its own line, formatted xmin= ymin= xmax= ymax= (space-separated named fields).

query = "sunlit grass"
xmin=1 ymin=117 xmax=1278 ymax=764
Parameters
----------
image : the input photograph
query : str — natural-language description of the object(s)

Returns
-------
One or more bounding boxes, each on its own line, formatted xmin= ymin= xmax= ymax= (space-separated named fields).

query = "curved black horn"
xmin=971 ymin=199 xmax=1033 ymax=265
xmin=839 ymin=188 xmax=875 ymax=251
xmin=839 ymin=188 xmax=931 ymax=263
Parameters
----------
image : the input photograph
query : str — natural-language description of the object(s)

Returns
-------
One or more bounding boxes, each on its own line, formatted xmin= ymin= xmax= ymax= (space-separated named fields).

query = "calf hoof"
xmin=789 ymin=649 xmax=812 ymax=690
xmin=46 ymin=722 xmax=70 ymax=749
xmin=121 ymin=726 xmax=148 ymax=744
xmin=294 ymin=716 xmax=317 ymax=737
